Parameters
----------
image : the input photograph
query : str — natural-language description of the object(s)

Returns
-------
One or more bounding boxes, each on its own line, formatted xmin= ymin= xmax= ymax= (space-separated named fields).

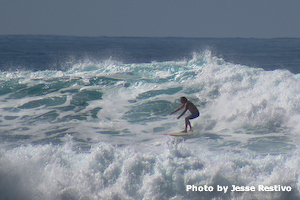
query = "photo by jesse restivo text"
xmin=186 ymin=184 xmax=292 ymax=193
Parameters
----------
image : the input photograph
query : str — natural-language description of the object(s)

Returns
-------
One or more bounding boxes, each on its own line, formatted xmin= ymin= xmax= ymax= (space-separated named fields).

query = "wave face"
xmin=0 ymin=52 xmax=299 ymax=146
xmin=0 ymin=36 xmax=300 ymax=199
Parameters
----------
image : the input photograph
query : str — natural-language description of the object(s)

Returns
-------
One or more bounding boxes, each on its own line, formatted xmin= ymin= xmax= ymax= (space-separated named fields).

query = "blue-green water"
xmin=0 ymin=36 xmax=300 ymax=200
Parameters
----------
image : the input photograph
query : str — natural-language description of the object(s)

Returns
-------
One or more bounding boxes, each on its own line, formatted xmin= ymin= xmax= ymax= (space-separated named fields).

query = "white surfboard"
xmin=163 ymin=130 xmax=193 ymax=136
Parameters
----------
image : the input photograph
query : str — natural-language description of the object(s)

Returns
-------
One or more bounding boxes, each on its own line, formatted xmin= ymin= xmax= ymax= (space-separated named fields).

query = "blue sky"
xmin=1 ymin=0 xmax=299 ymax=38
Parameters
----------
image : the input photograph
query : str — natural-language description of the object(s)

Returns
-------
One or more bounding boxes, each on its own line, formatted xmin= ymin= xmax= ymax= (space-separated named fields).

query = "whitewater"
xmin=0 ymin=36 xmax=300 ymax=200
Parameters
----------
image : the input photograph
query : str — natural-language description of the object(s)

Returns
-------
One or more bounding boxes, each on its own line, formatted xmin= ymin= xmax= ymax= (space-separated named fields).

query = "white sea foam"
xmin=0 ymin=52 xmax=300 ymax=199
xmin=0 ymin=138 xmax=299 ymax=200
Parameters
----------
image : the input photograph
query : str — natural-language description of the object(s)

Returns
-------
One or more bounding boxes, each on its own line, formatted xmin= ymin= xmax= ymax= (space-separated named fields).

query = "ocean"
xmin=0 ymin=35 xmax=299 ymax=200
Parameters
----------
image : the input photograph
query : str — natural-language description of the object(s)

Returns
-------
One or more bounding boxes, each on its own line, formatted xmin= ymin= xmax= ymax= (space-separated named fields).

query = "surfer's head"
xmin=180 ymin=96 xmax=187 ymax=103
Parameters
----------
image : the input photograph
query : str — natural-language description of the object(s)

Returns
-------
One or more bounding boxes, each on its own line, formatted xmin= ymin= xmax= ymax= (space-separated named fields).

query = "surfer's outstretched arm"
xmin=170 ymin=104 xmax=185 ymax=115
xmin=177 ymin=107 xmax=188 ymax=119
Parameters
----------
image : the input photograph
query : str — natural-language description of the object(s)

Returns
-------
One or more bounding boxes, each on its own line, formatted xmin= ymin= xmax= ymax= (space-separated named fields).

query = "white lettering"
xmin=217 ymin=185 xmax=228 ymax=193
xmin=258 ymin=185 xmax=292 ymax=192
xmin=208 ymin=186 xmax=214 ymax=192
xmin=187 ymin=184 xmax=291 ymax=193
xmin=281 ymin=186 xmax=292 ymax=192
xmin=258 ymin=185 xmax=265 ymax=191
xmin=186 ymin=185 xmax=214 ymax=192
xmin=186 ymin=185 xmax=192 ymax=191
xmin=231 ymin=185 xmax=256 ymax=192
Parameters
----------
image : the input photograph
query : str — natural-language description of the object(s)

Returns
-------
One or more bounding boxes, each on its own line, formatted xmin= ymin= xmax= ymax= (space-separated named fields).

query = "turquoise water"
xmin=0 ymin=36 xmax=300 ymax=199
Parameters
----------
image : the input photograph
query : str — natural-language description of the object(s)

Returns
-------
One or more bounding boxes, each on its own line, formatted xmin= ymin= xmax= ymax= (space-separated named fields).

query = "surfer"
xmin=170 ymin=97 xmax=199 ymax=132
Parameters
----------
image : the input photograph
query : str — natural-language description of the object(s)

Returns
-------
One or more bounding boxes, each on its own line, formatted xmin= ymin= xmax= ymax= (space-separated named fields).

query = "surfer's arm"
xmin=177 ymin=106 xmax=188 ymax=119
xmin=170 ymin=104 xmax=184 ymax=115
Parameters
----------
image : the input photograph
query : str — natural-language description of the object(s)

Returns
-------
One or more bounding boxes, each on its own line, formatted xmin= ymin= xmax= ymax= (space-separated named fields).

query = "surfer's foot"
xmin=189 ymin=129 xmax=193 ymax=132
xmin=181 ymin=130 xmax=187 ymax=133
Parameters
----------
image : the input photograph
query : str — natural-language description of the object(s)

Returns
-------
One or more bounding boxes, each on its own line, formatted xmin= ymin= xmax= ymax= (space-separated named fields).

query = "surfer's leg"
xmin=183 ymin=117 xmax=191 ymax=132
xmin=187 ymin=111 xmax=199 ymax=131
xmin=187 ymin=118 xmax=192 ymax=131
xmin=189 ymin=123 xmax=193 ymax=132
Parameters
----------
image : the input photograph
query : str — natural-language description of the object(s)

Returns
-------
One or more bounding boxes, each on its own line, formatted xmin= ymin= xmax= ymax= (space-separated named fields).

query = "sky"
xmin=0 ymin=0 xmax=299 ymax=38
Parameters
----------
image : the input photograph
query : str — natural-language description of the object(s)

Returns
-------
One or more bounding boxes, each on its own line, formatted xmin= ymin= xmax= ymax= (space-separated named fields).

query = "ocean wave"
xmin=0 ymin=138 xmax=299 ymax=200
xmin=0 ymin=52 xmax=299 ymax=147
